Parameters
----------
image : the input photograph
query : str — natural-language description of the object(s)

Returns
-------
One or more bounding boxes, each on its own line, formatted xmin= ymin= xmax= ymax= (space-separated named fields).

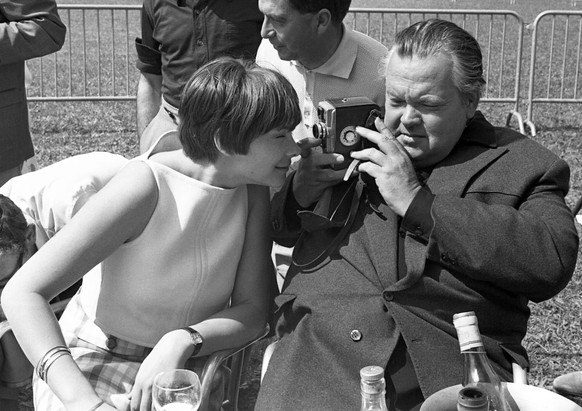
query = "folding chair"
xmin=572 ymin=195 xmax=582 ymax=224
xmin=199 ymin=324 xmax=270 ymax=411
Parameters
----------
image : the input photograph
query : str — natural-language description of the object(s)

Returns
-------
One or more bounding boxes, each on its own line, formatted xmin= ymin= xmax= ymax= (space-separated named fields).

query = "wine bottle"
xmin=453 ymin=311 xmax=514 ymax=411
xmin=359 ymin=365 xmax=389 ymax=411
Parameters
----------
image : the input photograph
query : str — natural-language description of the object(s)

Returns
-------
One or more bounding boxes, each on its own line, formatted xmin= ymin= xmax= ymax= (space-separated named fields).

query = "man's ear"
xmin=465 ymin=92 xmax=480 ymax=121
xmin=315 ymin=9 xmax=332 ymax=34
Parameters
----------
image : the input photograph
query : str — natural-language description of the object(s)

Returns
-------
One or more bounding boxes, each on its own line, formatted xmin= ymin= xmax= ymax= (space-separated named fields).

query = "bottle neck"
xmin=360 ymin=379 xmax=389 ymax=411
xmin=462 ymin=350 xmax=502 ymax=386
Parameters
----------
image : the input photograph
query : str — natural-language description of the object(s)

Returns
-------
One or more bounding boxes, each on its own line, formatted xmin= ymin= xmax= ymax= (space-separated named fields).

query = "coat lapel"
xmin=364 ymin=112 xmax=508 ymax=290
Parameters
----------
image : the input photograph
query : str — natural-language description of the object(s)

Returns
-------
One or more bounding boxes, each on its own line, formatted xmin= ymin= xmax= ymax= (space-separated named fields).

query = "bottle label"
xmin=456 ymin=324 xmax=484 ymax=352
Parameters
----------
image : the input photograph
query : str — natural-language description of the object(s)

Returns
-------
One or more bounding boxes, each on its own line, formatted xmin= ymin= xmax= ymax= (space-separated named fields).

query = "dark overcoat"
xmin=0 ymin=0 xmax=65 ymax=171
xmin=256 ymin=111 xmax=579 ymax=411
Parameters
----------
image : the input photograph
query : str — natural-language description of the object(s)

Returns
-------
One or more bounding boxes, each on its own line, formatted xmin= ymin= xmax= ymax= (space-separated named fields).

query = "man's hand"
xmin=292 ymin=137 xmax=347 ymax=208
xmin=352 ymin=117 xmax=421 ymax=216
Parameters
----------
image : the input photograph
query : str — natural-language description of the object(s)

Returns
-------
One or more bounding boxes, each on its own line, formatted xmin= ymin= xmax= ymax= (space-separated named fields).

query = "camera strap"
xmin=291 ymin=176 xmax=364 ymax=271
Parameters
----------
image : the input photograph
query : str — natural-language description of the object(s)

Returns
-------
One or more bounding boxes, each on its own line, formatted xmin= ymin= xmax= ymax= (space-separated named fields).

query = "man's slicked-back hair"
xmin=178 ymin=57 xmax=301 ymax=163
xmin=390 ymin=19 xmax=486 ymax=101
xmin=0 ymin=194 xmax=27 ymax=253
xmin=287 ymin=0 xmax=351 ymax=24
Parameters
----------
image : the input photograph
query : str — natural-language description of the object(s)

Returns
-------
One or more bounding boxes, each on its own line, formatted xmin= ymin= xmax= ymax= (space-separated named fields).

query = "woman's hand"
xmin=128 ymin=330 xmax=193 ymax=411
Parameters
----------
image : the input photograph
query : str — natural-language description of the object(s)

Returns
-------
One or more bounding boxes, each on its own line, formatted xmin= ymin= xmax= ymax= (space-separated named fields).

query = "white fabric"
xmin=78 ymin=154 xmax=249 ymax=347
xmin=0 ymin=152 xmax=128 ymax=248
xmin=256 ymin=25 xmax=388 ymax=142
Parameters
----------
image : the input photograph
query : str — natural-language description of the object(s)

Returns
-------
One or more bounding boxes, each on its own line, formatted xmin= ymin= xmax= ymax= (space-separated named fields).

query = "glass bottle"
xmin=359 ymin=365 xmax=389 ymax=411
xmin=457 ymin=386 xmax=489 ymax=411
xmin=453 ymin=312 xmax=514 ymax=411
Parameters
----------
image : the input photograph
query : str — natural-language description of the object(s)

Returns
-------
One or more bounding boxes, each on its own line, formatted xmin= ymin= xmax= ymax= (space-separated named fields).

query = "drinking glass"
xmin=152 ymin=369 xmax=202 ymax=411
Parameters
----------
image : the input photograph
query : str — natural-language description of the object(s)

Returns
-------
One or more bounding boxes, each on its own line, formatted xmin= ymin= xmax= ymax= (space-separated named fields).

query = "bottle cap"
xmin=360 ymin=365 xmax=385 ymax=381
xmin=453 ymin=311 xmax=484 ymax=351
xmin=453 ymin=311 xmax=478 ymax=329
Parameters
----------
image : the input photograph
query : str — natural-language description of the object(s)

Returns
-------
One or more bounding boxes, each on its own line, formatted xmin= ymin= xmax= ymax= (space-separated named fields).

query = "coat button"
xmin=106 ymin=336 xmax=117 ymax=349
xmin=382 ymin=290 xmax=394 ymax=301
xmin=350 ymin=329 xmax=362 ymax=341
xmin=441 ymin=252 xmax=449 ymax=262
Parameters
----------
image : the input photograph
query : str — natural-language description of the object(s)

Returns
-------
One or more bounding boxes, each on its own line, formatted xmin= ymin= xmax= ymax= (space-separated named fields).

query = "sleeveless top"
xmin=77 ymin=156 xmax=248 ymax=347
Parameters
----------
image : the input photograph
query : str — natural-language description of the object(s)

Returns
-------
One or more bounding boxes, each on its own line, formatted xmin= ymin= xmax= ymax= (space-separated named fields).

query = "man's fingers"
xmin=297 ymin=137 xmax=322 ymax=158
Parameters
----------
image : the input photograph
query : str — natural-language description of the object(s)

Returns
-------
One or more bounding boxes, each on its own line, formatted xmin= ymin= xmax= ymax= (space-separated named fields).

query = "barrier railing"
xmin=345 ymin=8 xmax=526 ymax=133
xmin=526 ymin=10 xmax=582 ymax=136
xmin=25 ymin=6 xmax=582 ymax=137
xmin=26 ymin=4 xmax=141 ymax=102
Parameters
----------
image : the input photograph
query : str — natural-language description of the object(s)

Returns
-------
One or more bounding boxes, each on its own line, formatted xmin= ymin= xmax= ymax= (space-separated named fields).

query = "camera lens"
xmin=312 ymin=123 xmax=328 ymax=139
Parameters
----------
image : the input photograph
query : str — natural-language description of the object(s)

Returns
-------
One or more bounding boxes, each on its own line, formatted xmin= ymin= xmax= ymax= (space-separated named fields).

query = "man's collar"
xmin=460 ymin=111 xmax=498 ymax=148
xmin=292 ymin=24 xmax=356 ymax=79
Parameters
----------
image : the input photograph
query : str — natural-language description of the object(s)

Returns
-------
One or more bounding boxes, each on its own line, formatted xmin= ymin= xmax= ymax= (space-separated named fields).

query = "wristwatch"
xmin=181 ymin=327 xmax=203 ymax=357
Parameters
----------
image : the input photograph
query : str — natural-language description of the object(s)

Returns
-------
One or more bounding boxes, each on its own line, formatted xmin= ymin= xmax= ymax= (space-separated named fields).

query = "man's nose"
xmin=260 ymin=18 xmax=275 ymax=39
xmin=401 ymin=105 xmax=421 ymax=127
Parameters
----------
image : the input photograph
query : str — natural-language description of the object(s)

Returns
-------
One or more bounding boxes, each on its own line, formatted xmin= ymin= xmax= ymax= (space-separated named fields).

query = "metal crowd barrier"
xmin=25 ymin=6 xmax=582 ymax=137
xmin=26 ymin=5 xmax=141 ymax=102
xmin=345 ymin=8 xmax=526 ymax=133
xmin=526 ymin=10 xmax=582 ymax=136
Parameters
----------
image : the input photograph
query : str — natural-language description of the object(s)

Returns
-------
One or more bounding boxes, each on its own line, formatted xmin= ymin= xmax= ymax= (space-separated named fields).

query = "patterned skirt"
xmin=34 ymin=294 xmax=226 ymax=411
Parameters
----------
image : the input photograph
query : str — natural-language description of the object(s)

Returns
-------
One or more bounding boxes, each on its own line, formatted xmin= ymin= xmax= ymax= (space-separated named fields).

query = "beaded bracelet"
xmin=35 ymin=345 xmax=71 ymax=381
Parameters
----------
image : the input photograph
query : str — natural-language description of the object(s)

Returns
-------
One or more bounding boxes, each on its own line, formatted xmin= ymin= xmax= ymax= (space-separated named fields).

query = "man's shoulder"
xmin=348 ymin=28 xmax=388 ymax=59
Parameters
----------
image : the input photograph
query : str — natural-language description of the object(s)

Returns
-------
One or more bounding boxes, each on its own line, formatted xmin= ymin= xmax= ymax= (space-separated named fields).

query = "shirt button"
xmin=106 ymin=336 xmax=117 ymax=349
xmin=196 ymin=40 xmax=204 ymax=47
xmin=382 ymin=290 xmax=394 ymax=301
xmin=350 ymin=329 xmax=362 ymax=342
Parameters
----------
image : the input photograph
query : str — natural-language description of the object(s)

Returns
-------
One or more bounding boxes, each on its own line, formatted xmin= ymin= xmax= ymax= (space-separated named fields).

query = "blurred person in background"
xmin=256 ymin=19 xmax=579 ymax=411
xmin=136 ymin=0 xmax=263 ymax=153
xmin=0 ymin=0 xmax=66 ymax=186
xmin=0 ymin=152 xmax=127 ymax=411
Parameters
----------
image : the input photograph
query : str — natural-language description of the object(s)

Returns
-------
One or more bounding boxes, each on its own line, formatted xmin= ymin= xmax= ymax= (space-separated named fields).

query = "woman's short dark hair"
xmin=0 ymin=194 xmax=27 ymax=253
xmin=179 ymin=57 xmax=301 ymax=162
xmin=389 ymin=19 xmax=486 ymax=102
xmin=287 ymin=0 xmax=351 ymax=25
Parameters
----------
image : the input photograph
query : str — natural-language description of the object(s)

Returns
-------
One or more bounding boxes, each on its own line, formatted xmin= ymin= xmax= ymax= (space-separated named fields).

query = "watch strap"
xmin=180 ymin=327 xmax=203 ymax=357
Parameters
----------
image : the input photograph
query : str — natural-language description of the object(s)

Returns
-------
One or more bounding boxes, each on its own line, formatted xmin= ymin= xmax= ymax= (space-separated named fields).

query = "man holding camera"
xmin=256 ymin=0 xmax=387 ymax=286
xmin=256 ymin=19 xmax=578 ymax=411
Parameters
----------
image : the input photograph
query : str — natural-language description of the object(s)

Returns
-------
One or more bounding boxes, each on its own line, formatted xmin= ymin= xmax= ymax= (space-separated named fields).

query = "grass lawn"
xmin=23 ymin=0 xmax=582 ymax=409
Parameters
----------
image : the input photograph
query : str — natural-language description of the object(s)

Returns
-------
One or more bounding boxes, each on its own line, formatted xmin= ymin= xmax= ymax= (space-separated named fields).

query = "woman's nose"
xmin=286 ymin=134 xmax=300 ymax=157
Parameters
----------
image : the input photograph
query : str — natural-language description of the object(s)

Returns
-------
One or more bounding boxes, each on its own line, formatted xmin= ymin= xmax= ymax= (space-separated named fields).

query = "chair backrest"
xmin=572 ymin=195 xmax=582 ymax=217
xmin=199 ymin=324 xmax=270 ymax=411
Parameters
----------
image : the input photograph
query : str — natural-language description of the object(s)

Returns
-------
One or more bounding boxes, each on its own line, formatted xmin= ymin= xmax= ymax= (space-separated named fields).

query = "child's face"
xmin=235 ymin=128 xmax=299 ymax=188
